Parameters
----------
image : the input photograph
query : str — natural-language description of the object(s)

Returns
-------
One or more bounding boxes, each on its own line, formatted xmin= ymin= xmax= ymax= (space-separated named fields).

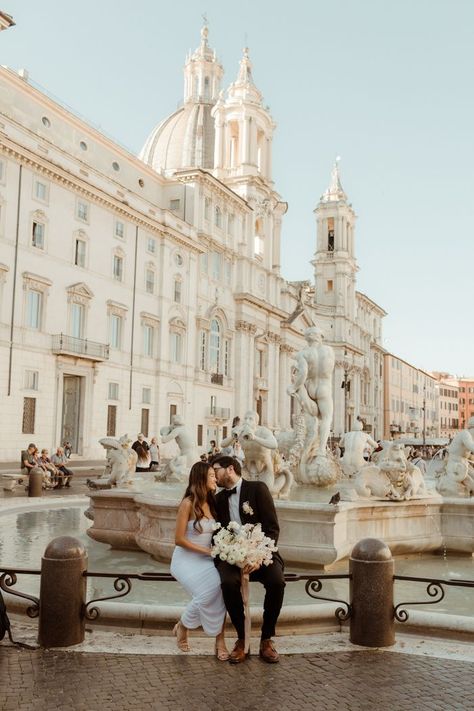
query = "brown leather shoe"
xmin=229 ymin=639 xmax=248 ymax=664
xmin=259 ymin=639 xmax=279 ymax=663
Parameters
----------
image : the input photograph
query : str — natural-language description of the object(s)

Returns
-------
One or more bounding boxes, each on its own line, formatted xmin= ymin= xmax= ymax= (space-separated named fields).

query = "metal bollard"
xmin=28 ymin=467 xmax=43 ymax=497
xmin=38 ymin=536 xmax=88 ymax=647
xmin=349 ymin=537 xmax=395 ymax=647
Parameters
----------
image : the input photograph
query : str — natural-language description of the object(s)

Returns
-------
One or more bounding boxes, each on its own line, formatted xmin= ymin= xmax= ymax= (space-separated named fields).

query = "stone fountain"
xmin=86 ymin=330 xmax=474 ymax=567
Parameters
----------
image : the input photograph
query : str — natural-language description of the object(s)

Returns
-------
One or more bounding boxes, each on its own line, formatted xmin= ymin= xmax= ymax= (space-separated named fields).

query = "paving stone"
xmin=1 ymin=648 xmax=474 ymax=710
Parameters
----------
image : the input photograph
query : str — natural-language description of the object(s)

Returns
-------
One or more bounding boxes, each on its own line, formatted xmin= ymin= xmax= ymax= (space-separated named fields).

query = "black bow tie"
xmin=223 ymin=487 xmax=237 ymax=498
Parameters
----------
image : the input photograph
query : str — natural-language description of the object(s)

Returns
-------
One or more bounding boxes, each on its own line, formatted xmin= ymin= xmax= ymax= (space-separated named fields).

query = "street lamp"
xmin=340 ymin=351 xmax=355 ymax=434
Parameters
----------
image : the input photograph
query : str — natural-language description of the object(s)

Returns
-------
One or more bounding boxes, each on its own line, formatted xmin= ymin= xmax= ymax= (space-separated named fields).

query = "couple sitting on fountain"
xmin=170 ymin=456 xmax=285 ymax=664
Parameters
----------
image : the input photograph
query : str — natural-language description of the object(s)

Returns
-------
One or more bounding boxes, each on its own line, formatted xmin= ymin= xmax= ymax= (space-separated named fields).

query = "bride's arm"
xmin=175 ymin=499 xmax=212 ymax=556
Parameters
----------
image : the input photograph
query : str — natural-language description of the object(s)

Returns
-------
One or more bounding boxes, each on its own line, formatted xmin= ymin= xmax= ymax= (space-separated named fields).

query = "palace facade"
xmin=0 ymin=26 xmax=385 ymax=460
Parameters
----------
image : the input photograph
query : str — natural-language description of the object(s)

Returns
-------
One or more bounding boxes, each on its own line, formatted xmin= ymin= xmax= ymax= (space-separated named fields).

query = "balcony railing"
xmin=52 ymin=333 xmax=109 ymax=361
xmin=210 ymin=373 xmax=224 ymax=385
xmin=205 ymin=407 xmax=231 ymax=420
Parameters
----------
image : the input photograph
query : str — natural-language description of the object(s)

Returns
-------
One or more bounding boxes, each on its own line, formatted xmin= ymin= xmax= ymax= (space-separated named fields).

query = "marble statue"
xmin=353 ymin=441 xmax=428 ymax=500
xmin=221 ymin=410 xmax=293 ymax=498
xmin=87 ymin=435 xmax=137 ymax=489
xmin=339 ymin=420 xmax=378 ymax=478
xmin=159 ymin=414 xmax=197 ymax=482
xmin=436 ymin=417 xmax=474 ymax=497
xmin=287 ymin=326 xmax=340 ymax=486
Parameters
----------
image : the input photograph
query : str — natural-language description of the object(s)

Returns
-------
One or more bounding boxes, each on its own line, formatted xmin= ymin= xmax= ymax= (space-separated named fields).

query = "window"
xmin=70 ymin=303 xmax=85 ymax=339
xmin=327 ymin=217 xmax=335 ymax=251
xmin=171 ymin=332 xmax=182 ymax=363
xmin=197 ymin=424 xmax=203 ymax=447
xmin=256 ymin=349 xmax=264 ymax=377
xmin=35 ymin=180 xmax=47 ymax=202
xmin=115 ymin=221 xmax=125 ymax=239
xmin=75 ymin=238 xmax=86 ymax=267
xmin=107 ymin=405 xmax=117 ymax=437
xmin=204 ymin=75 xmax=210 ymax=99
xmin=204 ymin=197 xmax=211 ymax=221
xmin=143 ymin=325 xmax=154 ymax=357
xmin=210 ymin=319 xmax=221 ymax=372
xmin=22 ymin=397 xmax=36 ymax=434
xmin=142 ymin=387 xmax=151 ymax=404
xmin=32 ymin=222 xmax=44 ymax=249
xmin=26 ymin=290 xmax=42 ymax=329
xmin=228 ymin=213 xmax=235 ymax=236
xmin=108 ymin=382 xmax=119 ymax=400
xmin=77 ymin=200 xmax=89 ymax=222
xmin=215 ymin=206 xmax=222 ymax=228
xmin=174 ymin=279 xmax=182 ymax=304
xmin=109 ymin=314 xmax=122 ymax=349
xmin=145 ymin=268 xmax=155 ymax=294
xmin=141 ymin=409 xmax=149 ymax=438
xmin=147 ymin=237 xmax=156 ymax=254
xmin=169 ymin=404 xmax=177 ymax=423
xmin=210 ymin=395 xmax=217 ymax=415
xmin=113 ymin=254 xmax=123 ymax=281
xmin=170 ymin=199 xmax=180 ymax=211
xmin=327 ymin=280 xmax=333 ymax=292
xmin=24 ymin=370 xmax=39 ymax=390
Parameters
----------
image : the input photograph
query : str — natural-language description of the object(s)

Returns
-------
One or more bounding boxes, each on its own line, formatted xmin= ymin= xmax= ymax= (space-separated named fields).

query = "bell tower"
xmin=312 ymin=160 xmax=358 ymax=321
xmin=212 ymin=47 xmax=275 ymax=184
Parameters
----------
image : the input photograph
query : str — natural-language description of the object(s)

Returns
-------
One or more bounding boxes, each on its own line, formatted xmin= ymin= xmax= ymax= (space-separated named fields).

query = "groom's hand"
xmin=243 ymin=563 xmax=261 ymax=574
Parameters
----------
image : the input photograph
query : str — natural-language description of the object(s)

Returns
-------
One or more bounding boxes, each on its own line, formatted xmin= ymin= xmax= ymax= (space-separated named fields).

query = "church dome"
xmin=139 ymin=24 xmax=222 ymax=175
xmin=139 ymin=102 xmax=215 ymax=174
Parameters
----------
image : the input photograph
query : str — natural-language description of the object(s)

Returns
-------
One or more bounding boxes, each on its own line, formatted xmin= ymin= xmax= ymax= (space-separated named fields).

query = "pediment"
xmin=67 ymin=282 xmax=94 ymax=299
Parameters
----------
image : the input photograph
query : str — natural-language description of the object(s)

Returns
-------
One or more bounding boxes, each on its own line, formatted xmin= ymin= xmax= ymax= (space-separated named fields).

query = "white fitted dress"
xmin=170 ymin=518 xmax=226 ymax=636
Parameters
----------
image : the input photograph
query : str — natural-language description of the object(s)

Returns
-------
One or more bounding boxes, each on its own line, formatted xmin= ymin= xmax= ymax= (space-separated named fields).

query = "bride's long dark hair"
xmin=183 ymin=461 xmax=216 ymax=531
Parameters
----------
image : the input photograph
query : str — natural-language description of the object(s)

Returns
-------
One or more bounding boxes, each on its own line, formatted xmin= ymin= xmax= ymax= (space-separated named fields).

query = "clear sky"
xmin=2 ymin=0 xmax=473 ymax=375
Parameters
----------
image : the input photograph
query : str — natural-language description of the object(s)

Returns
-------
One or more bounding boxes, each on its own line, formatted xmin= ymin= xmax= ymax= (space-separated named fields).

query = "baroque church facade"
xmin=0 ymin=25 xmax=385 ymax=460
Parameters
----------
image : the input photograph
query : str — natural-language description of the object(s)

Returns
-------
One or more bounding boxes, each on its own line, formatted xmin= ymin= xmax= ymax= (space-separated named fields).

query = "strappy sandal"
xmin=215 ymin=643 xmax=230 ymax=661
xmin=172 ymin=621 xmax=190 ymax=652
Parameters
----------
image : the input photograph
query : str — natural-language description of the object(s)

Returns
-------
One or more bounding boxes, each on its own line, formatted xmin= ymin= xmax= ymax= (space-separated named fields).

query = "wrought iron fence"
xmin=1 ymin=566 xmax=352 ymax=623
xmin=394 ymin=575 xmax=474 ymax=622
xmin=3 ymin=565 xmax=474 ymax=627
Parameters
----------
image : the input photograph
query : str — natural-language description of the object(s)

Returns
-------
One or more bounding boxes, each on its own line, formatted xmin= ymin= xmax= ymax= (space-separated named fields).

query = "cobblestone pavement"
xmin=1 ymin=647 xmax=473 ymax=711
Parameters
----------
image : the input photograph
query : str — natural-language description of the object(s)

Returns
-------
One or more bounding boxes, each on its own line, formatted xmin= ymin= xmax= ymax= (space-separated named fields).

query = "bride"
xmin=170 ymin=461 xmax=229 ymax=660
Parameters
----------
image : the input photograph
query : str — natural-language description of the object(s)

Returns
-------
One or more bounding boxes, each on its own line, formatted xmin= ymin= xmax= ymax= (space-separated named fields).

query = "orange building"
xmin=458 ymin=379 xmax=474 ymax=430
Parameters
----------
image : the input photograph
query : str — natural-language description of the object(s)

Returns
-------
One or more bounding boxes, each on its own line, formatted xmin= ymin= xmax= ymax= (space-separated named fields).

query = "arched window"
xmin=204 ymin=76 xmax=210 ymax=99
xmin=215 ymin=206 xmax=222 ymax=228
xmin=209 ymin=319 xmax=221 ymax=372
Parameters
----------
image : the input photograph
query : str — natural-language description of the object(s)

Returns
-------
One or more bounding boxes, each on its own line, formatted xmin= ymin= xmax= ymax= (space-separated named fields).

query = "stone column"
xmin=349 ymin=538 xmax=395 ymax=647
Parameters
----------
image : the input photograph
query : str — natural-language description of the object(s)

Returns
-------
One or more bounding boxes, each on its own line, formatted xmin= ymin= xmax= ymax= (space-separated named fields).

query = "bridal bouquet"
xmin=211 ymin=522 xmax=278 ymax=653
xmin=211 ymin=521 xmax=278 ymax=568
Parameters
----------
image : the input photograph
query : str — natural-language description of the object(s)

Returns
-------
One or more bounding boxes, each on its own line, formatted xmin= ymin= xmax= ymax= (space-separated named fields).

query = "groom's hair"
xmin=211 ymin=454 xmax=242 ymax=477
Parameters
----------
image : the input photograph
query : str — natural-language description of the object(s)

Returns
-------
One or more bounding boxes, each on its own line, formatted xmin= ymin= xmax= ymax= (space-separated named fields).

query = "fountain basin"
xmin=86 ymin=488 xmax=474 ymax=567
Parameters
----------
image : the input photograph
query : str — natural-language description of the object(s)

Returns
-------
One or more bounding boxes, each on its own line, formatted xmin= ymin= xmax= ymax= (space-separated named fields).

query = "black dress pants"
xmin=217 ymin=557 xmax=285 ymax=640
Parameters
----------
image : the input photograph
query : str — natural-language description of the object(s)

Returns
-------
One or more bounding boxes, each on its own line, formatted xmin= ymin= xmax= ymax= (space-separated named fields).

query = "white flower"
xmin=212 ymin=522 xmax=222 ymax=531
xmin=228 ymin=521 xmax=240 ymax=531
xmin=242 ymin=501 xmax=254 ymax=515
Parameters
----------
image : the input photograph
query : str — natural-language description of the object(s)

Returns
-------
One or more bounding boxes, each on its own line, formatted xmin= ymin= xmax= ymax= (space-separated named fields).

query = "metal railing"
xmin=205 ymin=407 xmax=231 ymax=420
xmin=52 ymin=333 xmax=109 ymax=361
xmin=393 ymin=575 xmax=474 ymax=622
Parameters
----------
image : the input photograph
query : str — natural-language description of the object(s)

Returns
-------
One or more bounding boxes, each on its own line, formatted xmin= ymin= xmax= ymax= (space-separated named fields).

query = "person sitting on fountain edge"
xmin=210 ymin=454 xmax=285 ymax=665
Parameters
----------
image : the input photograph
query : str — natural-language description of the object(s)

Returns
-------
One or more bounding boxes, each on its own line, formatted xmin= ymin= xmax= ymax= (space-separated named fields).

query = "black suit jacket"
xmin=215 ymin=479 xmax=281 ymax=547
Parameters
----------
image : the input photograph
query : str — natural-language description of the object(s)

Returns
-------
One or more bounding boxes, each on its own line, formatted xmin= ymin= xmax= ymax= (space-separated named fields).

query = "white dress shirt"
xmin=227 ymin=477 xmax=243 ymax=526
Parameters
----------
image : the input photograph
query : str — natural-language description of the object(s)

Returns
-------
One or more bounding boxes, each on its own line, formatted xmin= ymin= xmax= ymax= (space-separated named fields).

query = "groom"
xmin=211 ymin=455 xmax=285 ymax=664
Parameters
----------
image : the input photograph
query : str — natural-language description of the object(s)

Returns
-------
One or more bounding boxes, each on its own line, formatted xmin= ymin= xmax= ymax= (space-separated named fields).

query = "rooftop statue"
xmin=221 ymin=410 xmax=293 ymax=498
xmin=436 ymin=417 xmax=474 ymax=497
